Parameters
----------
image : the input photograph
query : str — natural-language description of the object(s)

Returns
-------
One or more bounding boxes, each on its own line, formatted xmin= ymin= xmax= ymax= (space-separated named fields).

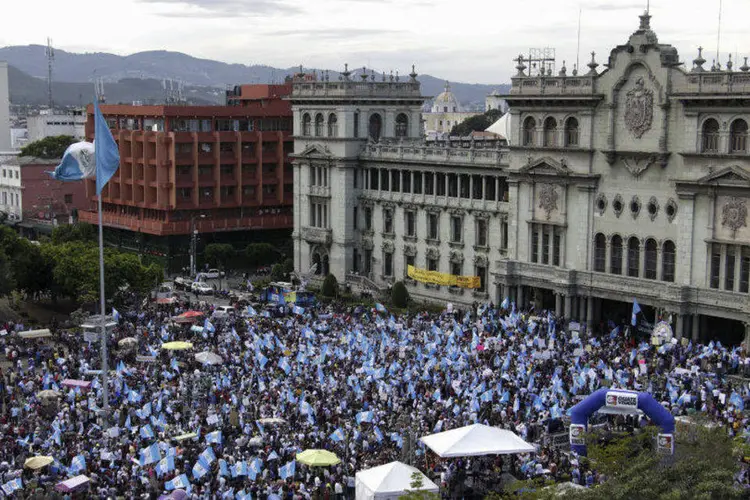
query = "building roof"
xmin=432 ymin=82 xmax=462 ymax=112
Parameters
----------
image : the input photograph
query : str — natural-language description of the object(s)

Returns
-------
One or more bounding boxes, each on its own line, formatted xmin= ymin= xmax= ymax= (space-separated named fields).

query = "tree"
xmin=0 ymin=253 xmax=16 ymax=297
xmin=20 ymin=135 xmax=78 ymax=159
xmin=271 ymin=263 xmax=286 ymax=281
xmin=391 ymin=281 xmax=409 ymax=308
xmin=398 ymin=471 xmax=440 ymax=500
xmin=245 ymin=242 xmax=278 ymax=267
xmin=321 ymin=274 xmax=338 ymax=297
xmin=282 ymin=258 xmax=294 ymax=275
xmin=449 ymin=108 xmax=503 ymax=137
xmin=51 ymin=223 xmax=96 ymax=244
xmin=204 ymin=243 xmax=235 ymax=269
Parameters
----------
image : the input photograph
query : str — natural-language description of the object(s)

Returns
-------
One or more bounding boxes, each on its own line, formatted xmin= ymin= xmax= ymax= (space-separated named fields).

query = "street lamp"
xmin=190 ymin=214 xmax=206 ymax=277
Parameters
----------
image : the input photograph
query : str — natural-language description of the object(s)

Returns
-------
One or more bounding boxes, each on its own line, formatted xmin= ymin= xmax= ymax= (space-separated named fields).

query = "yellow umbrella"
xmin=296 ymin=449 xmax=341 ymax=467
xmin=161 ymin=341 xmax=193 ymax=351
xmin=24 ymin=456 xmax=54 ymax=470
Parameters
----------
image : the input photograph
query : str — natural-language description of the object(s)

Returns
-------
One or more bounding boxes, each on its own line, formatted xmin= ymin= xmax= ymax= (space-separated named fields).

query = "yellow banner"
xmin=407 ymin=265 xmax=480 ymax=289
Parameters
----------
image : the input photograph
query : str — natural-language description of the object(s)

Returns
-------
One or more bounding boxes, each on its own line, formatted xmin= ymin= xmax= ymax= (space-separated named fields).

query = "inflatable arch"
xmin=568 ymin=387 xmax=675 ymax=456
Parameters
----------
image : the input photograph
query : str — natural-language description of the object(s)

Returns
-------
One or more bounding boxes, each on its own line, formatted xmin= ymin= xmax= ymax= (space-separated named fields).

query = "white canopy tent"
xmin=419 ymin=424 xmax=535 ymax=458
xmin=355 ymin=461 xmax=439 ymax=500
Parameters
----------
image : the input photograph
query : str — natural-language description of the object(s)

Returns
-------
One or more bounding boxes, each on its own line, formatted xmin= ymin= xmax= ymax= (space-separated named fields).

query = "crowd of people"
xmin=0 ymin=289 xmax=748 ymax=499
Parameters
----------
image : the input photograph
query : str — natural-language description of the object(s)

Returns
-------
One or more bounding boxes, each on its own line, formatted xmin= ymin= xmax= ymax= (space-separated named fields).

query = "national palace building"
xmin=289 ymin=11 xmax=750 ymax=345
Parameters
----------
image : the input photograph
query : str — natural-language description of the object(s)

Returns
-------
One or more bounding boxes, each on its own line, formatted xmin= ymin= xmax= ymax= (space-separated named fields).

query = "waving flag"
xmin=192 ymin=458 xmax=210 ymax=480
xmin=155 ymin=456 xmax=175 ymax=477
xmin=278 ymin=357 xmax=292 ymax=375
xmin=204 ymin=318 xmax=216 ymax=334
xmin=69 ymin=454 xmax=86 ymax=475
xmin=1 ymin=479 xmax=22 ymax=495
xmin=93 ymin=100 xmax=120 ymax=194
xmin=140 ymin=424 xmax=155 ymax=440
xmin=631 ymin=299 xmax=641 ymax=326
xmin=112 ymin=307 xmax=120 ymax=322
xmin=247 ymin=305 xmax=257 ymax=317
xmin=375 ymin=303 xmax=387 ymax=313
xmin=206 ymin=430 xmax=223 ymax=445
xmin=47 ymin=142 xmax=97 ymax=182
xmin=200 ymin=447 xmax=216 ymax=465
xmin=330 ymin=428 xmax=345 ymax=442
xmin=218 ymin=459 xmax=229 ymax=477
xmin=279 ymin=460 xmax=296 ymax=480
xmin=139 ymin=443 xmax=161 ymax=466
xmin=165 ymin=473 xmax=190 ymax=491
xmin=356 ymin=410 xmax=374 ymax=424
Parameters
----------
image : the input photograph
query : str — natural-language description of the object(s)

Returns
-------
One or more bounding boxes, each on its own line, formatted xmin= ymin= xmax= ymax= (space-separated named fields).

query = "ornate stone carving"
xmin=448 ymin=208 xmax=466 ymax=216
xmin=595 ymin=193 xmax=608 ymax=215
xmin=630 ymin=195 xmax=642 ymax=219
xmin=624 ymin=77 xmax=654 ymax=138
xmin=449 ymin=250 xmax=464 ymax=263
xmin=613 ymin=194 xmax=624 ymax=218
xmin=426 ymin=246 xmax=440 ymax=259
xmin=474 ymin=254 xmax=489 ymax=266
xmin=381 ymin=240 xmax=395 ymax=252
xmin=721 ymin=197 xmax=748 ymax=237
xmin=402 ymin=203 xmax=418 ymax=211
xmin=403 ymin=244 xmax=417 ymax=257
xmin=382 ymin=201 xmax=396 ymax=210
xmin=537 ymin=184 xmax=558 ymax=220
xmin=473 ymin=211 xmax=491 ymax=220
xmin=620 ymin=155 xmax=656 ymax=177
xmin=361 ymin=237 xmax=374 ymax=250
xmin=646 ymin=196 xmax=659 ymax=221
xmin=665 ymin=198 xmax=678 ymax=223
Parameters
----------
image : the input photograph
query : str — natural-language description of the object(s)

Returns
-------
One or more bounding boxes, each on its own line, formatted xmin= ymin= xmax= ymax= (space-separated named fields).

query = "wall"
xmin=19 ymin=160 xmax=87 ymax=222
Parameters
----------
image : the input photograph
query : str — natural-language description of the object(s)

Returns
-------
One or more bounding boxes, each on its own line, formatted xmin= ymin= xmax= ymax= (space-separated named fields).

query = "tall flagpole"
xmin=95 ymin=90 xmax=109 ymax=422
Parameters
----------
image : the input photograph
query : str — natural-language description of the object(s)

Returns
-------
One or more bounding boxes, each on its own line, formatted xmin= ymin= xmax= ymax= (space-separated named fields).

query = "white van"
xmin=213 ymin=305 xmax=235 ymax=319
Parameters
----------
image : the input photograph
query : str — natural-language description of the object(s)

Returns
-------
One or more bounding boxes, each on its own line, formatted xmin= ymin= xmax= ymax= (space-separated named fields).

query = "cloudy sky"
xmin=1 ymin=0 xmax=748 ymax=83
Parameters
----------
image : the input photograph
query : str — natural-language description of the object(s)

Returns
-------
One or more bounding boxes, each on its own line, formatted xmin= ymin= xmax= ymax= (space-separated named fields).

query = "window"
xmin=353 ymin=207 xmax=358 ymax=230
xmin=501 ymin=220 xmax=508 ymax=251
xmin=381 ymin=169 xmax=389 ymax=191
xmin=543 ymin=117 xmax=557 ymax=147
xmin=369 ymin=113 xmax=382 ymax=142
xmin=553 ymin=228 xmax=561 ymax=266
xmin=476 ymin=219 xmax=488 ymax=247
xmin=327 ymin=113 xmax=338 ymax=137
xmin=14 ymin=171 xmax=18 ymax=179
xmin=523 ymin=116 xmax=536 ymax=146
xmin=64 ymin=194 xmax=73 ymax=204
xmin=314 ymin=114 xmax=324 ymax=137
xmin=427 ymin=213 xmax=439 ymax=240
xmin=450 ymin=216 xmax=462 ymax=243
xmin=436 ymin=173 xmax=445 ymax=196
xmin=370 ymin=169 xmax=379 ymax=190
xmin=2 ymin=170 xmax=5 ymax=178
xmin=395 ymin=113 xmax=408 ymax=138
xmin=302 ymin=113 xmax=312 ymax=136
xmin=594 ymin=233 xmax=606 ymax=272
xmin=730 ymin=119 xmax=748 ymax=153
xmin=405 ymin=254 xmax=415 ymax=276
xmin=405 ymin=211 xmax=416 ymax=237
xmin=451 ymin=261 xmax=462 ymax=277
xmin=542 ymin=227 xmax=550 ymax=264
xmin=413 ymin=172 xmax=422 ymax=194
xmin=364 ymin=207 xmax=373 ymax=230
xmin=725 ymin=245 xmax=735 ymax=290
xmin=353 ymin=112 xmax=359 ymax=138
xmin=476 ymin=265 xmax=487 ymax=292
xmin=644 ymin=238 xmax=658 ymax=280
xmin=659 ymin=240 xmax=676 ymax=282
xmin=352 ymin=249 xmax=359 ymax=273
xmin=447 ymin=174 xmax=458 ymax=197
xmin=701 ymin=118 xmax=720 ymax=153
xmin=459 ymin=174 xmax=470 ymax=199
xmin=364 ymin=249 xmax=372 ymax=274
xmin=402 ymin=171 xmax=411 ymax=193
xmin=565 ymin=117 xmax=579 ymax=146
xmin=709 ymin=243 xmax=721 ymax=289
xmin=485 ymin=177 xmax=496 ymax=201
xmin=178 ymin=188 xmax=192 ymax=200
xmin=741 ymin=248 xmax=750 ymax=293
xmin=220 ymin=164 xmax=233 ymax=175
xmin=472 ymin=175 xmax=483 ymax=200
xmin=383 ymin=209 xmax=394 ymax=234
xmin=424 ymin=173 xmax=434 ymax=195
xmin=427 ymin=257 xmax=438 ymax=272
xmin=610 ymin=235 xmax=623 ymax=275
xmin=531 ymin=226 xmax=539 ymax=263
xmin=627 ymin=237 xmax=640 ymax=277
xmin=384 ymin=252 xmax=393 ymax=277
xmin=391 ymin=170 xmax=400 ymax=192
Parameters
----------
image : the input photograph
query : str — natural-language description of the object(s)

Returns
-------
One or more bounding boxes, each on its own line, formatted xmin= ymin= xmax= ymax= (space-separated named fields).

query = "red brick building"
xmin=78 ymin=85 xmax=294 ymax=271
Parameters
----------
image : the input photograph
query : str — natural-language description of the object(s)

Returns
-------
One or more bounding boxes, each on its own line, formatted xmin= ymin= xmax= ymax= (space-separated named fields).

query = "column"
xmin=517 ymin=285 xmax=524 ymax=309
xmin=744 ymin=322 xmax=750 ymax=350
xmin=639 ymin=240 xmax=646 ymax=278
xmin=469 ymin=175 xmax=474 ymax=200
xmin=479 ymin=175 xmax=484 ymax=199
xmin=548 ymin=227 xmax=555 ymax=266
xmin=537 ymin=225 xmax=544 ymax=264
xmin=676 ymin=314 xmax=684 ymax=340
xmin=496 ymin=177 xmax=500 ymax=201
xmin=605 ymin=241 xmax=612 ymax=273
xmin=622 ymin=244 xmax=628 ymax=276
xmin=578 ymin=298 xmax=586 ymax=324
xmin=718 ymin=244 xmax=726 ymax=288
xmin=735 ymin=245 xmax=742 ymax=292
xmin=586 ymin=297 xmax=594 ymax=328
xmin=564 ymin=294 xmax=572 ymax=319
xmin=555 ymin=293 xmax=563 ymax=317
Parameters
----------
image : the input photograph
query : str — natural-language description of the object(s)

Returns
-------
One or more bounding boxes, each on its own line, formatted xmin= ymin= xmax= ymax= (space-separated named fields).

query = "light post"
xmin=189 ymin=214 xmax=206 ymax=277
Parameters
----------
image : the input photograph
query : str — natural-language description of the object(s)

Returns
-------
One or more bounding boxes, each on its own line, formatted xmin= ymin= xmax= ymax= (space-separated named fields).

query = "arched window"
xmin=627 ymin=237 xmax=640 ymax=277
xmin=312 ymin=253 xmax=322 ymax=275
xmin=701 ymin=118 xmax=720 ymax=153
xmin=565 ymin=117 xmax=579 ymax=146
xmin=302 ymin=113 xmax=311 ymax=136
xmin=610 ymin=235 xmax=623 ymax=275
xmin=594 ymin=233 xmax=606 ymax=272
xmin=523 ymin=117 xmax=536 ymax=146
xmin=395 ymin=113 xmax=409 ymax=138
xmin=327 ymin=113 xmax=338 ymax=137
xmin=644 ymin=238 xmax=657 ymax=279
xmin=543 ymin=117 xmax=557 ymax=147
xmin=662 ymin=240 xmax=676 ymax=282
xmin=322 ymin=254 xmax=330 ymax=276
xmin=369 ymin=113 xmax=382 ymax=142
xmin=314 ymin=114 xmax=324 ymax=137
xmin=730 ymin=119 xmax=748 ymax=153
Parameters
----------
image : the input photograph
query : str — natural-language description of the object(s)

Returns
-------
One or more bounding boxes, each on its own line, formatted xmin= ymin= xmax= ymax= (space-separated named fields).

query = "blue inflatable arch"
xmin=568 ymin=387 xmax=675 ymax=456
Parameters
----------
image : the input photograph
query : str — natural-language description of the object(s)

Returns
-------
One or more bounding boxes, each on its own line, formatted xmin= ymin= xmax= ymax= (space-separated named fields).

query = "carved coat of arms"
xmin=538 ymin=184 xmax=558 ymax=220
xmin=624 ymin=77 xmax=654 ymax=139
xmin=721 ymin=197 xmax=748 ymax=238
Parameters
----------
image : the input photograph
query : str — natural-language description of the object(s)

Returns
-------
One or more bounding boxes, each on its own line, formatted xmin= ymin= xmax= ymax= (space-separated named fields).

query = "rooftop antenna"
xmin=716 ymin=0 xmax=722 ymax=66
xmin=46 ymin=38 xmax=55 ymax=110
xmin=576 ymin=8 xmax=582 ymax=75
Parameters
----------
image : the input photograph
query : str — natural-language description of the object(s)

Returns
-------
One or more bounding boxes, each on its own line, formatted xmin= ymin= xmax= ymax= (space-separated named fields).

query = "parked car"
xmin=174 ymin=277 xmax=191 ymax=290
xmin=212 ymin=305 xmax=236 ymax=319
xmin=191 ymin=282 xmax=213 ymax=295
xmin=198 ymin=269 xmax=225 ymax=280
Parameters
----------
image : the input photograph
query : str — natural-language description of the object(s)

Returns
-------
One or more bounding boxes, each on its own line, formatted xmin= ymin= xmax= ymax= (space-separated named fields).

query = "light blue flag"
xmin=47 ymin=141 xmax=97 ymax=181
xmin=279 ymin=460 xmax=296 ymax=480
xmin=219 ymin=459 xmax=229 ymax=477
xmin=192 ymin=457 xmax=210 ymax=480
xmin=155 ymin=456 xmax=175 ymax=477
xmin=330 ymin=428 xmax=345 ymax=442
xmin=165 ymin=473 xmax=190 ymax=491
xmin=247 ymin=305 xmax=257 ymax=317
xmin=139 ymin=443 xmax=161 ymax=466
xmin=200 ymin=447 xmax=216 ymax=465
xmin=140 ymin=424 xmax=155 ymax=440
xmin=356 ymin=410 xmax=374 ymax=424
xmin=1 ymin=478 xmax=22 ymax=495
xmin=278 ymin=357 xmax=292 ymax=375
xmin=631 ymin=299 xmax=641 ymax=326
xmin=204 ymin=318 xmax=216 ymax=334
xmin=373 ymin=426 xmax=384 ymax=442
xmin=267 ymin=450 xmax=280 ymax=461
xmin=112 ymin=307 xmax=120 ymax=322
xmin=375 ymin=303 xmax=387 ymax=313
xmin=69 ymin=454 xmax=86 ymax=475
xmin=206 ymin=430 xmax=223 ymax=445
xmin=94 ymin=99 xmax=120 ymax=195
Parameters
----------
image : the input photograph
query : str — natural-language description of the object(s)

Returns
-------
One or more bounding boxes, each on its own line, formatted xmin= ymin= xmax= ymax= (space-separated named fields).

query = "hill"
xmin=0 ymin=45 xmax=509 ymax=109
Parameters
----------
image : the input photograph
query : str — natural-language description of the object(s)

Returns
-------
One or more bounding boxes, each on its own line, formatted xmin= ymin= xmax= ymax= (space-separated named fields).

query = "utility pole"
xmin=46 ymin=38 xmax=54 ymax=110
xmin=190 ymin=214 xmax=206 ymax=277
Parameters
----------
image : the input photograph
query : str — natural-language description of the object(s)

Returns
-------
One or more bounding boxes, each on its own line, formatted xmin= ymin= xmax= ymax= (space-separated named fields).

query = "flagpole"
xmin=98 ymin=191 xmax=109 ymax=421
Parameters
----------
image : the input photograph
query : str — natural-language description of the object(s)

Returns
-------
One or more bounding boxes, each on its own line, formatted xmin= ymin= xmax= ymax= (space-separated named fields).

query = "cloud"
xmin=138 ymin=0 xmax=301 ymax=18
xmin=582 ymin=2 xmax=646 ymax=11
xmin=263 ymin=28 xmax=403 ymax=40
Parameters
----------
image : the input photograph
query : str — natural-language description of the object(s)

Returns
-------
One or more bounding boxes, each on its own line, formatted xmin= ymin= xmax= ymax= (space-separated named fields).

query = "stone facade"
xmin=291 ymin=14 xmax=750 ymax=343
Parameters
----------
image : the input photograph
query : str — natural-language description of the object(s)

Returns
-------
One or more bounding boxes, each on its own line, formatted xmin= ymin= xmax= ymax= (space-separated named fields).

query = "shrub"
xmin=391 ymin=281 xmax=409 ymax=308
xmin=321 ymin=274 xmax=339 ymax=297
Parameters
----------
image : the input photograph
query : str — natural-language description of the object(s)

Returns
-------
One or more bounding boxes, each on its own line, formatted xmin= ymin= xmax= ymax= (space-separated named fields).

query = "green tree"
xmin=20 ymin=135 xmax=78 ymax=159
xmin=51 ymin=223 xmax=96 ymax=244
xmin=391 ymin=281 xmax=409 ymax=308
xmin=282 ymin=258 xmax=294 ymax=275
xmin=11 ymin=239 xmax=54 ymax=297
xmin=245 ymin=242 xmax=278 ymax=267
xmin=271 ymin=263 xmax=286 ymax=281
xmin=0 ymin=253 xmax=16 ymax=297
xmin=398 ymin=471 xmax=440 ymax=500
xmin=449 ymin=108 xmax=503 ymax=137
xmin=321 ymin=273 xmax=338 ymax=297
xmin=204 ymin=243 xmax=235 ymax=269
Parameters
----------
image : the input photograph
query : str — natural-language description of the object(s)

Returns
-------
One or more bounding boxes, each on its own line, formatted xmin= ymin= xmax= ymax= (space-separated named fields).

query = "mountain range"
xmin=1 ymin=45 xmax=509 ymax=109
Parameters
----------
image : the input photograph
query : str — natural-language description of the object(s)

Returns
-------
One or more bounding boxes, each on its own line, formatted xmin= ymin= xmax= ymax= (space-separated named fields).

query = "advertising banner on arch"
xmin=569 ymin=424 xmax=586 ymax=446
xmin=605 ymin=391 xmax=639 ymax=412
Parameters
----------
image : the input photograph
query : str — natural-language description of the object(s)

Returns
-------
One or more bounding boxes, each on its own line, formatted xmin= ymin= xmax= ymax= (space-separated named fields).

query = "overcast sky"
xmin=1 ymin=0 xmax=748 ymax=84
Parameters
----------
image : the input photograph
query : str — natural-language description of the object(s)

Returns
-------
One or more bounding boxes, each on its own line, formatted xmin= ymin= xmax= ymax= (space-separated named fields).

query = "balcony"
xmin=310 ymin=185 xmax=330 ymax=197
xmin=301 ymin=226 xmax=332 ymax=245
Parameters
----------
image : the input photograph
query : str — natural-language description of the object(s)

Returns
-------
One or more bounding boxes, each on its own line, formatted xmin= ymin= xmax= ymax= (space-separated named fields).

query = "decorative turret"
xmin=726 ymin=54 xmax=733 ymax=72
xmin=409 ymin=64 xmax=418 ymax=82
xmin=341 ymin=63 xmax=351 ymax=81
xmin=559 ymin=61 xmax=567 ymax=77
xmin=515 ymin=55 xmax=527 ymax=77
xmin=587 ymin=52 xmax=599 ymax=76
xmin=741 ymin=57 xmax=750 ymax=73
xmin=692 ymin=47 xmax=706 ymax=72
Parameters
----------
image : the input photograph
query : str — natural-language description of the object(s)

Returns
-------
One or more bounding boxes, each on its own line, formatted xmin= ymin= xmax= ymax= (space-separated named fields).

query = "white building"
xmin=291 ymin=12 xmax=750 ymax=345
xmin=485 ymin=90 xmax=509 ymax=113
xmin=423 ymin=82 xmax=479 ymax=136
xmin=0 ymin=152 xmax=22 ymax=221
xmin=27 ymin=109 xmax=86 ymax=143
xmin=0 ymin=62 xmax=11 ymax=152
